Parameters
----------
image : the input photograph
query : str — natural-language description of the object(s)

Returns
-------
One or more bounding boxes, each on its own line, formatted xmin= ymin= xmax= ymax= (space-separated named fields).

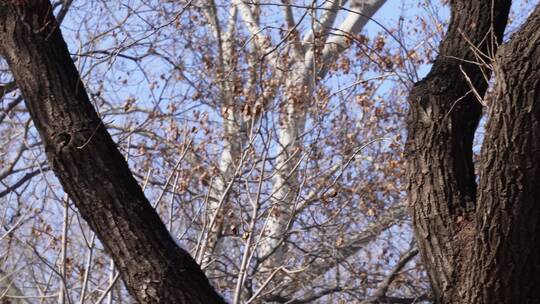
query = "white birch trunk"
xmin=258 ymin=0 xmax=387 ymax=266
xmin=200 ymin=105 xmax=244 ymax=270
xmin=199 ymin=5 xmax=244 ymax=272
xmin=259 ymin=68 xmax=311 ymax=264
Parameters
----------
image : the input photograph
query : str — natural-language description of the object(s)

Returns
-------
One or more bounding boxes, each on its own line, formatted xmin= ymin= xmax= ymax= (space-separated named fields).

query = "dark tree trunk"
xmin=0 ymin=2 xmax=224 ymax=303
xmin=406 ymin=0 xmax=512 ymax=300
xmin=464 ymin=6 xmax=540 ymax=302
xmin=406 ymin=0 xmax=540 ymax=303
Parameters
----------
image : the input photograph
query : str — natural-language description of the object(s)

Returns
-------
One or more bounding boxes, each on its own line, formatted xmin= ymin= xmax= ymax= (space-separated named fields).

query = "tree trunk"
xmin=198 ymin=7 xmax=241 ymax=273
xmin=464 ymin=5 xmax=540 ymax=302
xmin=258 ymin=0 xmax=387 ymax=265
xmin=259 ymin=67 xmax=310 ymax=264
xmin=406 ymin=0 xmax=540 ymax=303
xmin=0 ymin=2 xmax=224 ymax=303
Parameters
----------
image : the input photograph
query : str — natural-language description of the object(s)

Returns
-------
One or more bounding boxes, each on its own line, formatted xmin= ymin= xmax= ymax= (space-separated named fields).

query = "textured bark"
xmin=0 ymin=2 xmax=224 ymax=303
xmin=406 ymin=1 xmax=540 ymax=303
xmin=464 ymin=6 xmax=540 ymax=302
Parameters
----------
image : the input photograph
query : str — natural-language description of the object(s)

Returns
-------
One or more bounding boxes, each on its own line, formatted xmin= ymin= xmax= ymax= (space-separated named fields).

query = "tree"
xmin=0 ymin=2 xmax=224 ymax=303
xmin=406 ymin=0 xmax=540 ymax=303
xmin=196 ymin=0 xmax=390 ymax=276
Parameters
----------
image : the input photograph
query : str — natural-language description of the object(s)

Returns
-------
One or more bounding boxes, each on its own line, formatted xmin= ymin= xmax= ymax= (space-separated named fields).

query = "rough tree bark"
xmin=407 ymin=0 xmax=540 ymax=303
xmin=0 ymin=2 xmax=224 ymax=303
xmin=464 ymin=5 xmax=540 ymax=302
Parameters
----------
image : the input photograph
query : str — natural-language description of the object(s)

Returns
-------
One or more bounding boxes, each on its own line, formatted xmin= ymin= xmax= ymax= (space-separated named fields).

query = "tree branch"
xmin=311 ymin=0 xmax=386 ymax=78
xmin=0 ymin=2 xmax=224 ymax=303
